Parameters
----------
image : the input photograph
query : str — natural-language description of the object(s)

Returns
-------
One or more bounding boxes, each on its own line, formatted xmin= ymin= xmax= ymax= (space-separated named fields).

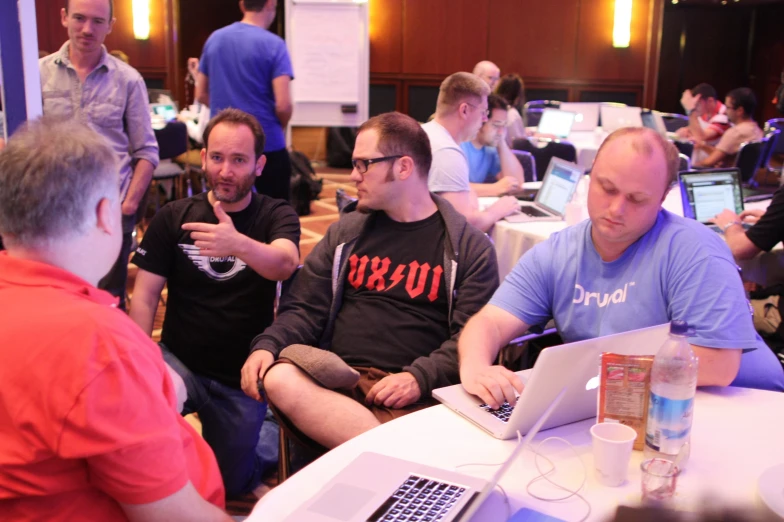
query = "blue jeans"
xmin=160 ymin=344 xmax=278 ymax=496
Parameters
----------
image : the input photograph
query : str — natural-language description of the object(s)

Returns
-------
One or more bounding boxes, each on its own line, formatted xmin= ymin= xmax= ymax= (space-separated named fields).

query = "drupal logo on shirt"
xmin=572 ymin=282 xmax=635 ymax=308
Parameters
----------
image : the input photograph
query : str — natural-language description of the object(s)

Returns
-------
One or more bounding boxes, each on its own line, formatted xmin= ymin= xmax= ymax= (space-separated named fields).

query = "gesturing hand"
xmin=365 ymin=372 xmax=421 ymax=409
xmin=181 ymin=201 xmax=243 ymax=258
xmin=461 ymin=365 xmax=524 ymax=410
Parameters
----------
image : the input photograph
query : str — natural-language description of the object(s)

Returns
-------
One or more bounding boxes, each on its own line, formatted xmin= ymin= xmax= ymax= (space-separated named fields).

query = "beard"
xmin=209 ymin=171 xmax=256 ymax=204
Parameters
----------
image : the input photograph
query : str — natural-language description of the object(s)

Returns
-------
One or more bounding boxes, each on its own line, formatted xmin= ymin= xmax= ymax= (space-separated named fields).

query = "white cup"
xmin=590 ymin=422 xmax=637 ymax=487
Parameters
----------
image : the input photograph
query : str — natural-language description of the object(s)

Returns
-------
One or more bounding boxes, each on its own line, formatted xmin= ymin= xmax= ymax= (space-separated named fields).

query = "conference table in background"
xmin=248 ymin=387 xmax=784 ymax=521
xmin=524 ymin=129 xmax=606 ymax=170
xmin=483 ymin=188 xmax=784 ymax=287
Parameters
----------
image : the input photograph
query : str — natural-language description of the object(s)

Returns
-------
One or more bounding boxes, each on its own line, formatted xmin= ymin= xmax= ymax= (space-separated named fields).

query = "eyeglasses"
xmin=351 ymin=155 xmax=402 ymax=174
xmin=465 ymin=102 xmax=490 ymax=118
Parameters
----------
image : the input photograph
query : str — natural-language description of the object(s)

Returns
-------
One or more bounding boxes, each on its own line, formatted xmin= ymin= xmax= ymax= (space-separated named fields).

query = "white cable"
xmin=522 ymin=432 xmax=592 ymax=522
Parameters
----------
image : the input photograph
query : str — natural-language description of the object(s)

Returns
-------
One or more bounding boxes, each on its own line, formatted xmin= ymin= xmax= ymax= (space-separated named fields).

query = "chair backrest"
xmin=735 ymin=140 xmax=764 ymax=183
xmin=511 ymin=150 xmax=537 ymax=182
xmin=678 ymin=153 xmax=691 ymax=172
xmin=760 ymin=128 xmax=781 ymax=171
xmin=523 ymin=100 xmax=561 ymax=111
xmin=512 ymin=138 xmax=577 ymax=177
xmin=660 ymin=112 xmax=690 ymax=132
xmin=154 ymin=121 xmax=188 ymax=160
xmin=765 ymin=118 xmax=784 ymax=156
xmin=671 ymin=139 xmax=694 ymax=159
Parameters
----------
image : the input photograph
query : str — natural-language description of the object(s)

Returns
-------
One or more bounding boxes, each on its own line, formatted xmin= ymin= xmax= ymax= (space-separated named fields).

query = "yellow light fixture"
xmin=133 ymin=0 xmax=151 ymax=40
xmin=613 ymin=0 xmax=633 ymax=48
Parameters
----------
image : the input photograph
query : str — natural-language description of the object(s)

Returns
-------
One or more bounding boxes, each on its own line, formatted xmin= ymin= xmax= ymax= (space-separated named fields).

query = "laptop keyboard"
xmin=519 ymin=206 xmax=549 ymax=218
xmin=478 ymin=401 xmax=515 ymax=422
xmin=366 ymin=474 xmax=467 ymax=522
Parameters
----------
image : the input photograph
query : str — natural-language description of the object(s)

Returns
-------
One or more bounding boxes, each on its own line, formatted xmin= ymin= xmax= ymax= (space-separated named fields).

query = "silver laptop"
xmin=537 ymin=108 xmax=577 ymax=139
xmin=641 ymin=110 xmax=668 ymax=137
xmin=434 ymin=324 xmax=669 ymax=440
xmin=505 ymin=157 xmax=584 ymax=223
xmin=284 ymin=390 xmax=566 ymax=522
xmin=600 ymin=105 xmax=643 ymax=133
xmin=679 ymin=169 xmax=752 ymax=233
xmin=560 ymin=102 xmax=600 ymax=132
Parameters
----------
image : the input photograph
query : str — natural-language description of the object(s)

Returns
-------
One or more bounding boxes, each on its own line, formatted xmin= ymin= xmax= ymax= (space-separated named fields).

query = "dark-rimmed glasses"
xmin=351 ymin=155 xmax=403 ymax=174
xmin=465 ymin=102 xmax=490 ymax=118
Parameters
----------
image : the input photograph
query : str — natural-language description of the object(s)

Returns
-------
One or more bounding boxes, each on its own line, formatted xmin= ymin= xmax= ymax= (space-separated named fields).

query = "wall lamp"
xmin=613 ymin=0 xmax=632 ymax=48
xmin=133 ymin=0 xmax=150 ymax=40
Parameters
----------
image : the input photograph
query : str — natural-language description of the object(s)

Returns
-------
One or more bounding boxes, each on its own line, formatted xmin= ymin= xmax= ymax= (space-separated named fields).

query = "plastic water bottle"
xmin=644 ymin=320 xmax=698 ymax=468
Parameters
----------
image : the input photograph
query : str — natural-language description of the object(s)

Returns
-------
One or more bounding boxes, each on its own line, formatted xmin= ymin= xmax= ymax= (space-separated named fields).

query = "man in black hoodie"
xmin=241 ymin=112 xmax=499 ymax=449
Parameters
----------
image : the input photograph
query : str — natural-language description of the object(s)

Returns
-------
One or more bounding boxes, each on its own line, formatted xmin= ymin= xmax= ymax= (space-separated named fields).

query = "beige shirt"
xmin=716 ymin=120 xmax=764 ymax=156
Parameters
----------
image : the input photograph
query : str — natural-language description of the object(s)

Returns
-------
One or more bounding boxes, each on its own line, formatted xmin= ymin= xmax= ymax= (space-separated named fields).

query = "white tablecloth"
xmin=483 ymin=192 xmax=778 ymax=284
xmin=248 ymin=387 xmax=784 ymax=521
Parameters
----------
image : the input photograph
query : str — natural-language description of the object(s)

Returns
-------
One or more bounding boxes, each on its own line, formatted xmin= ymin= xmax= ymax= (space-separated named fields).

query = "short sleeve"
xmin=272 ymin=39 xmax=294 ymax=80
xmin=715 ymin=127 xmax=742 ymax=155
xmin=489 ymin=241 xmax=555 ymax=328
xmin=427 ymin=149 xmax=471 ymax=193
xmin=266 ymin=200 xmax=301 ymax=246
xmin=667 ymin=252 xmax=760 ymax=349
xmin=131 ymin=204 xmax=176 ymax=278
xmin=58 ymin=337 xmax=190 ymax=505
xmin=745 ymin=189 xmax=784 ymax=252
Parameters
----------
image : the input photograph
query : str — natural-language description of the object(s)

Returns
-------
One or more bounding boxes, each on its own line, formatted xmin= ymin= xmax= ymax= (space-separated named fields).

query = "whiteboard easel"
xmin=284 ymin=0 xmax=369 ymax=135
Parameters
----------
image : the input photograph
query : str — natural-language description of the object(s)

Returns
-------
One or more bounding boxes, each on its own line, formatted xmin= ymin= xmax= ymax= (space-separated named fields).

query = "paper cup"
xmin=591 ymin=422 xmax=637 ymax=487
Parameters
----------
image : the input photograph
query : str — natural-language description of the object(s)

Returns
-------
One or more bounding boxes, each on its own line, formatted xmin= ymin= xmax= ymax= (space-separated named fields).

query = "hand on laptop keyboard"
xmin=460 ymin=364 xmax=524 ymax=410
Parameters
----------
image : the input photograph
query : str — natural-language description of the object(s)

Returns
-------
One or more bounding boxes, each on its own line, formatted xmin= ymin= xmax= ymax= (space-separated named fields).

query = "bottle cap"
xmin=670 ymin=320 xmax=689 ymax=335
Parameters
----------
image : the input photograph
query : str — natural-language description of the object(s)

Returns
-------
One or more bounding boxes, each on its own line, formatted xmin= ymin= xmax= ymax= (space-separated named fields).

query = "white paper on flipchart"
xmin=290 ymin=4 xmax=361 ymax=103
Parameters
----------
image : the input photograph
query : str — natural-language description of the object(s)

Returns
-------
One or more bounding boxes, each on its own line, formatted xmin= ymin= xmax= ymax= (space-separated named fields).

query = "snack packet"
xmin=598 ymin=353 xmax=654 ymax=451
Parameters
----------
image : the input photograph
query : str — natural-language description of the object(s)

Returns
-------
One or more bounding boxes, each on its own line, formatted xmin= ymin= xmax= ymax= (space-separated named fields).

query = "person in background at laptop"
xmin=473 ymin=60 xmax=501 ymax=90
xmin=461 ymin=94 xmax=524 ymax=197
xmin=676 ymin=83 xmax=730 ymax=163
xmin=424 ymin=72 xmax=520 ymax=232
xmin=458 ymin=127 xmax=784 ymax=409
xmin=130 ymin=109 xmax=300 ymax=498
xmin=241 ymin=112 xmax=499 ymax=450
xmin=39 ymin=0 xmax=160 ymax=311
xmin=494 ymin=74 xmax=527 ymax=146
xmin=0 ymin=118 xmax=230 ymax=522
xmin=711 ymin=187 xmax=784 ymax=260
xmin=694 ymin=88 xmax=764 ymax=169
xmin=196 ymin=0 xmax=293 ymax=202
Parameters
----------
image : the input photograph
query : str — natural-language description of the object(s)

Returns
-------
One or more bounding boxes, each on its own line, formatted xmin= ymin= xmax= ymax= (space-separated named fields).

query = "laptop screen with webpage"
xmin=537 ymin=109 xmax=576 ymax=138
xmin=536 ymin=158 xmax=584 ymax=215
xmin=679 ymin=169 xmax=744 ymax=223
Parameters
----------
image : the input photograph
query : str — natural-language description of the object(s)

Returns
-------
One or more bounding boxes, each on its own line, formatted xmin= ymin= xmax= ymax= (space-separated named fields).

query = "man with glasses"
xmin=423 ymin=72 xmax=520 ymax=232
xmin=241 ymin=112 xmax=499 ymax=450
xmin=461 ymin=94 xmax=525 ymax=196
xmin=694 ymin=87 xmax=763 ymax=169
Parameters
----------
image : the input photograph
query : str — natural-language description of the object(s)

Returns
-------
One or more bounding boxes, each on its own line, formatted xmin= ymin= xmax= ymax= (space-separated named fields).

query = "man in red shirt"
xmin=0 ymin=118 xmax=231 ymax=522
xmin=675 ymin=83 xmax=731 ymax=164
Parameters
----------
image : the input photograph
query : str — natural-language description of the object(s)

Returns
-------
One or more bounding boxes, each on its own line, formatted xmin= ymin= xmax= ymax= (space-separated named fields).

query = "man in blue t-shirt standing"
xmin=458 ymin=127 xmax=784 ymax=409
xmin=460 ymin=94 xmax=524 ymax=196
xmin=196 ymin=0 xmax=293 ymax=201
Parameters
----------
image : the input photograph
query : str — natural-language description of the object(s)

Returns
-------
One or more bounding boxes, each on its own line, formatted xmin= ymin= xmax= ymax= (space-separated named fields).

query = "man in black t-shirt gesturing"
xmin=240 ymin=112 xmax=499 ymax=450
xmin=129 ymin=109 xmax=300 ymax=498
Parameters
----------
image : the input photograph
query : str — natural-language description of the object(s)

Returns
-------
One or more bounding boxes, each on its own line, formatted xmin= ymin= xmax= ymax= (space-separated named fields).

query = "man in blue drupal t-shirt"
xmin=460 ymin=94 xmax=525 ymax=196
xmin=196 ymin=0 xmax=293 ymax=202
xmin=457 ymin=127 xmax=784 ymax=409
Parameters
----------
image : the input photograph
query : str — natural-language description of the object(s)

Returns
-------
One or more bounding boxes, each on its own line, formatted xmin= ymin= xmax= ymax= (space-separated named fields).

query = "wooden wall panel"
xmin=487 ymin=0 xmax=579 ymax=81
xmin=574 ymin=0 xmax=651 ymax=82
xmin=369 ymin=0 xmax=402 ymax=74
xmin=36 ymin=0 xmax=66 ymax=55
xmin=104 ymin=0 xmax=169 ymax=70
xmin=402 ymin=0 xmax=489 ymax=76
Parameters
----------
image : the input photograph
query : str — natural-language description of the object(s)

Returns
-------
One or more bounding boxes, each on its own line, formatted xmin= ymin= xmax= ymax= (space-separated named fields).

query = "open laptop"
xmin=284 ymin=390 xmax=566 ymax=522
xmin=679 ymin=169 xmax=753 ymax=233
xmin=434 ymin=324 xmax=670 ymax=440
xmin=560 ymin=102 xmax=600 ymax=132
xmin=641 ymin=110 xmax=667 ymax=137
xmin=150 ymin=102 xmax=178 ymax=122
xmin=536 ymin=109 xmax=577 ymax=139
xmin=506 ymin=158 xmax=584 ymax=222
xmin=599 ymin=105 xmax=643 ymax=133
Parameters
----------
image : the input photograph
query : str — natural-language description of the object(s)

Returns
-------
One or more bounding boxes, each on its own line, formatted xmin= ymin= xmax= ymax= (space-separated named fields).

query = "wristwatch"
xmin=722 ymin=221 xmax=742 ymax=232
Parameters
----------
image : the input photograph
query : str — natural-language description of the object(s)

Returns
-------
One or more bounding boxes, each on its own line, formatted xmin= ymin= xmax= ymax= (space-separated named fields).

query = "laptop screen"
xmin=560 ymin=103 xmax=599 ymax=131
xmin=151 ymin=103 xmax=178 ymax=122
xmin=537 ymin=109 xmax=576 ymax=138
xmin=679 ymin=170 xmax=743 ymax=223
xmin=537 ymin=158 xmax=584 ymax=215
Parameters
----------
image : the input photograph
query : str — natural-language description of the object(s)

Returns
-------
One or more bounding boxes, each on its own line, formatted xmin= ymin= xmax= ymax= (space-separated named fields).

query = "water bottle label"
xmin=645 ymin=391 xmax=693 ymax=455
